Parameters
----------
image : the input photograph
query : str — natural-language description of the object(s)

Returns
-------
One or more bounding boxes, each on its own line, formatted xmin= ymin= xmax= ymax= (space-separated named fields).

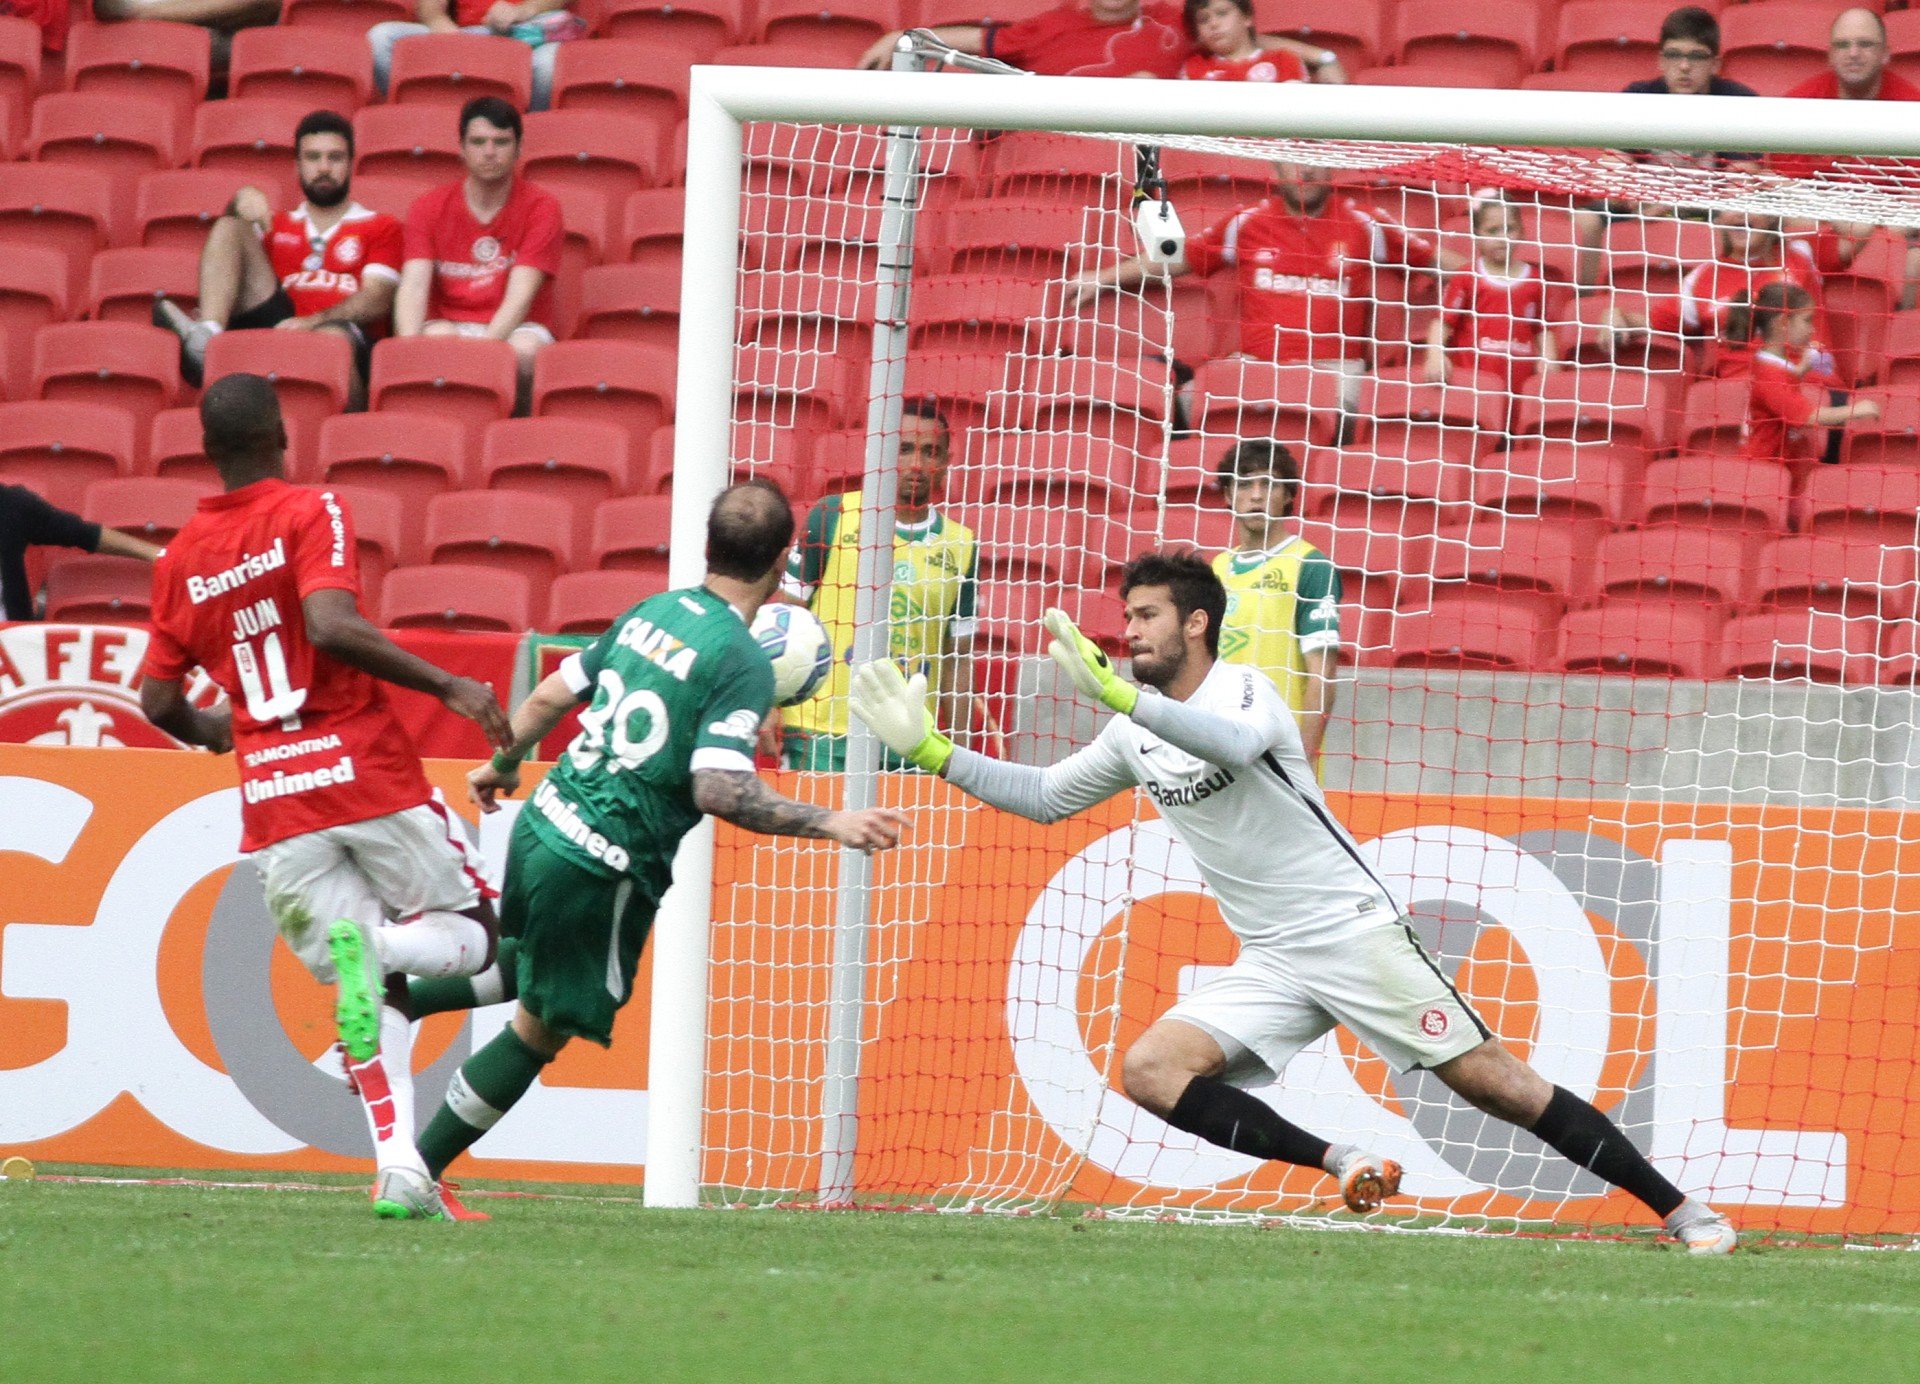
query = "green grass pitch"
xmin=6 ymin=1169 xmax=1920 ymax=1383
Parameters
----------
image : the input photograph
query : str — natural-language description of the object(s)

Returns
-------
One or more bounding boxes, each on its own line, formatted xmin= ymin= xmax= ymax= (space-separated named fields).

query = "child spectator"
xmin=1424 ymin=190 xmax=1555 ymax=390
xmin=1735 ymin=281 xmax=1877 ymax=465
xmin=1178 ymin=0 xmax=1343 ymax=83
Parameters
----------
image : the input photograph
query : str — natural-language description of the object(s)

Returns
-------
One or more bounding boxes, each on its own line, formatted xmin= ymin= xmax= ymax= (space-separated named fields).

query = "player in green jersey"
xmin=405 ymin=479 xmax=908 ymax=1192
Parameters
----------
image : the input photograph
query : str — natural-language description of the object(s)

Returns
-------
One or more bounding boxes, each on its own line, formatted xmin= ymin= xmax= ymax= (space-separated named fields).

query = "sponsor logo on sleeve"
xmin=708 ymin=709 xmax=761 ymax=742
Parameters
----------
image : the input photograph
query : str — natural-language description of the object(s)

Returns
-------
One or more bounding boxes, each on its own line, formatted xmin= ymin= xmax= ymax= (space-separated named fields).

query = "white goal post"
xmin=645 ymin=61 xmax=1920 ymax=1236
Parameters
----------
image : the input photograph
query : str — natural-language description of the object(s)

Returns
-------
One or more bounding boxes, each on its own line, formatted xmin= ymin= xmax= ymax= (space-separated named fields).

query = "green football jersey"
xmin=523 ymin=585 xmax=775 ymax=898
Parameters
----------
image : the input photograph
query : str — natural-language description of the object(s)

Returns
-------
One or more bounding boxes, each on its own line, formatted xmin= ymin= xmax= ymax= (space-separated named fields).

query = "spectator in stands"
xmin=1787 ymin=8 xmax=1920 ymax=102
xmin=1736 ymin=281 xmax=1878 ymax=465
xmin=858 ymin=0 xmax=1177 ymax=76
xmin=1 ymin=484 xmax=160 ymax=622
xmin=1424 ymin=189 xmax=1556 ymax=390
xmin=1210 ymin=439 xmax=1340 ymax=769
xmin=93 ymin=0 xmax=276 ymax=30
xmin=394 ymin=96 xmax=561 ymax=415
xmin=1071 ymin=161 xmax=1450 ymax=411
xmin=152 ymin=111 xmax=403 ymax=409
xmin=0 ymin=0 xmax=68 ymax=55
xmin=368 ymin=0 xmax=583 ymax=110
xmin=777 ymin=404 xmax=993 ymax=770
xmin=1179 ymin=0 xmax=1347 ymax=83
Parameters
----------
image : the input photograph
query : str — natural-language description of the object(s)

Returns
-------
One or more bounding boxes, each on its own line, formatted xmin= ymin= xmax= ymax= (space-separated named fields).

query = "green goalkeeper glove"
xmin=848 ymin=659 xmax=954 ymax=774
xmin=1043 ymin=608 xmax=1137 ymax=716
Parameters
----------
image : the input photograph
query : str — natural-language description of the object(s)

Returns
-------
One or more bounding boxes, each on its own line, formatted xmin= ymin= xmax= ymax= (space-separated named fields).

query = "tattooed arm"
xmin=692 ymin=770 xmax=907 ymax=852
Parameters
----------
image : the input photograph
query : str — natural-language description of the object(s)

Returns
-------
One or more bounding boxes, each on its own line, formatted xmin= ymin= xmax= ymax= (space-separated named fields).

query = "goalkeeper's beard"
xmin=1129 ymin=638 xmax=1186 ymax=691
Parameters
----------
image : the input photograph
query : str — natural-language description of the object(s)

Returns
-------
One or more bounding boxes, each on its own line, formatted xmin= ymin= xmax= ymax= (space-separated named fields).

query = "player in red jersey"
xmin=1178 ymin=0 xmax=1342 ymax=84
xmin=1425 ymin=191 xmax=1555 ymax=391
xmin=152 ymin=110 xmax=402 ymax=407
xmin=1735 ymin=282 xmax=1879 ymax=465
xmin=861 ymin=0 xmax=1181 ymax=76
xmin=394 ymin=96 xmax=563 ymax=413
xmin=139 ymin=374 xmax=514 ymax=1223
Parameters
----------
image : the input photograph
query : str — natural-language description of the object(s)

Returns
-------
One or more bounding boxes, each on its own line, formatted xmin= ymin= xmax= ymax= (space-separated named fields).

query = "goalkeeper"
xmin=850 ymin=549 xmax=1737 ymax=1253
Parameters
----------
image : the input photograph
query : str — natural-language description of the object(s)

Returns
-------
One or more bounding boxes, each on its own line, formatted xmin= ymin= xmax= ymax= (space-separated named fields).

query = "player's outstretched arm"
xmin=302 ymin=588 xmax=512 ymax=749
xmin=139 ymin=675 xmax=233 ymax=754
xmin=466 ymin=670 xmax=582 ymax=811
xmin=691 ymin=770 xmax=907 ymax=853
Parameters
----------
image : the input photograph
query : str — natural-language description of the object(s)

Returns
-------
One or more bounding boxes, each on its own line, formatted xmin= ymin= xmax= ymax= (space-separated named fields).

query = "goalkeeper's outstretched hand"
xmin=849 ymin=659 xmax=954 ymax=774
xmin=1043 ymin=608 xmax=1137 ymax=716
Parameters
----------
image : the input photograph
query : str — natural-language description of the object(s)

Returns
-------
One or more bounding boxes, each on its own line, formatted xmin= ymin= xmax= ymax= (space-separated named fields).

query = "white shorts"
xmin=1164 ymin=918 xmax=1489 ymax=1079
xmin=254 ymin=796 xmax=489 ymax=983
xmin=424 ymin=320 xmax=556 ymax=348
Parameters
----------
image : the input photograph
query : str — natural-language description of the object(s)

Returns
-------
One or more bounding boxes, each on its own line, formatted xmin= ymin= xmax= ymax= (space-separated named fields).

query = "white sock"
xmin=343 ymin=1006 xmax=426 ymax=1176
xmin=377 ymin=911 xmax=488 ymax=979
xmin=1322 ymin=1143 xmax=1357 ymax=1176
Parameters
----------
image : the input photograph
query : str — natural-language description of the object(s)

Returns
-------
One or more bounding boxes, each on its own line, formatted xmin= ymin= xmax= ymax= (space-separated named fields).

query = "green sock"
xmin=418 ymin=1025 xmax=550 ymax=1178
xmin=408 ymin=937 xmax=520 ymax=1016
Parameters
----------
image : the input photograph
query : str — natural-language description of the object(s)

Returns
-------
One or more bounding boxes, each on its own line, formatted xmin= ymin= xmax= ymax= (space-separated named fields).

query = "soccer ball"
xmin=751 ymin=602 xmax=833 ymax=707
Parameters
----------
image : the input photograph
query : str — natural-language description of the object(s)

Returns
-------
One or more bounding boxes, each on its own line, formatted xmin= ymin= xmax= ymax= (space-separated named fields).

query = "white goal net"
xmin=659 ymin=64 xmax=1920 ymax=1247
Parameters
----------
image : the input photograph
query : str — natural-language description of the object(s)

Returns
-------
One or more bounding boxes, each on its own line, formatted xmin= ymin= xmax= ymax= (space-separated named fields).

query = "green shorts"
xmin=501 ymin=811 xmax=657 ymax=1047
xmin=781 ymin=727 xmax=911 ymax=772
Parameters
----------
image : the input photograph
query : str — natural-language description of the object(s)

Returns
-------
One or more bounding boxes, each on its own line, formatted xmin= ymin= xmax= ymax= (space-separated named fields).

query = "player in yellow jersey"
xmin=1210 ymin=439 xmax=1342 ymax=766
xmin=779 ymin=404 xmax=990 ymax=770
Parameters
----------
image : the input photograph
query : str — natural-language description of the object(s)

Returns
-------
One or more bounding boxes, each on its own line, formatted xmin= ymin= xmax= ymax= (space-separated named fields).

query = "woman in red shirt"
xmin=1737 ymin=281 xmax=1878 ymax=464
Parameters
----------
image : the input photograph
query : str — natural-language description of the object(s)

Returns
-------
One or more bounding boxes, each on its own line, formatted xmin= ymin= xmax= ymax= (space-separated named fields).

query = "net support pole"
xmin=643 ymin=80 xmax=746 ymax=1211
xmin=814 ymin=37 xmax=934 ymax=1206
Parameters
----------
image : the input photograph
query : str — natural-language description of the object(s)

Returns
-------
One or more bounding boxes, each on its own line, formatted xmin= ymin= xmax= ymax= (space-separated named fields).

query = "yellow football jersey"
xmin=1212 ymin=534 xmax=1342 ymax=717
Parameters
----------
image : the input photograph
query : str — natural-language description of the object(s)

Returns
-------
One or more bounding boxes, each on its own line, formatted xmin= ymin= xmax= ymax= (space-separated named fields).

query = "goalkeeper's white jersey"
xmin=1066 ymin=661 xmax=1400 ymax=947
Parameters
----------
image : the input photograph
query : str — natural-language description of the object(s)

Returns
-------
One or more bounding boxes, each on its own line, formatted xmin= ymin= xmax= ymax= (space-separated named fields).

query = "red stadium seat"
xmin=1515 ymin=367 xmax=1673 ymax=452
xmin=191 ymin=99 xmax=315 ymax=186
xmin=591 ymin=0 xmax=747 ymax=59
xmin=531 ymin=341 xmax=675 ymax=444
xmin=353 ymin=105 xmax=465 ymax=187
xmin=279 ymin=0 xmax=414 ymax=34
xmin=1192 ymin=359 xmax=1348 ymax=451
xmin=1470 ymin=441 xmax=1643 ymax=528
xmin=64 ymin=21 xmax=210 ymax=139
xmin=86 ymin=247 xmax=198 ymax=327
xmin=480 ymin=417 xmax=634 ymax=550
xmin=203 ymin=330 xmax=353 ymax=469
xmin=32 ymin=323 xmax=181 ymax=460
xmin=575 ymin=264 xmax=680 ymax=352
xmin=1017 ymin=355 xmax=1168 ymax=462
xmin=0 ymin=401 xmax=137 ymax=510
xmin=1394 ymin=0 xmax=1537 ymax=86
xmin=1362 ymin=379 xmax=1503 ymax=465
xmin=1720 ymin=3 xmax=1831 ymax=97
xmin=228 ymin=27 xmax=375 ymax=111
xmin=1799 ymin=466 xmax=1920 ymax=546
xmin=369 ymin=337 xmax=519 ymax=443
xmin=1519 ymin=70 xmax=1621 ymax=93
xmin=547 ymin=568 xmax=665 ymax=633
xmin=425 ymin=489 xmax=576 ymax=589
xmin=738 ymin=272 xmax=872 ymax=366
xmin=0 ymin=245 xmax=71 ymax=401
xmin=80 ymin=474 xmax=213 ymax=545
xmin=984 ymin=132 xmax=1125 ymax=201
xmin=1428 ymin=515 xmax=1591 ymax=624
xmin=1717 ymin=609 xmax=1881 ymax=684
xmin=1308 ymin=448 xmax=1474 ymax=535
xmin=1151 ymin=498 xmax=1238 ymax=556
xmin=757 ymin=0 xmax=898 ymax=65
xmin=379 ymin=562 xmax=534 ymax=632
xmin=1559 ymin=604 xmax=1722 ymax=678
xmin=734 ymin=348 xmax=856 ymax=458
xmin=1873 ymin=309 xmax=1920 ymax=389
xmin=40 ymin=554 xmax=153 ymax=624
xmin=0 ymin=166 xmax=115 ymax=308
xmin=135 ymin=169 xmax=279 ymax=253
xmin=624 ymin=187 xmax=684 ymax=275
xmin=1349 ymin=63 xmax=1500 ymax=88
xmin=943 ymin=198 xmax=1091 ymax=281
xmin=149 ymin=407 xmax=216 ymax=485
xmin=29 ymin=93 xmax=181 ymax=183
xmin=316 ymin=480 xmax=405 ymax=600
xmin=967 ymin=502 xmax=1102 ymax=587
xmin=387 ymin=34 xmax=532 ymax=110
xmin=1841 ymin=393 xmax=1920 ymax=470
xmin=1678 ymin=377 xmax=1753 ymax=457
xmin=1391 ymin=593 xmax=1548 ymax=671
xmin=1753 ymin=535 xmax=1916 ymax=620
xmin=0 ymin=15 xmax=40 ymax=157
xmin=522 ymin=112 xmax=661 ymax=211
xmin=591 ymin=492 xmax=674 ymax=574
xmin=1295 ymin=520 xmax=1435 ymax=617
xmin=551 ymin=38 xmax=690 ymax=132
xmin=970 ymin=579 xmax=1049 ymax=657
xmin=343 ymin=172 xmax=436 ymax=222
xmin=315 ymin=411 xmax=472 ymax=532
xmin=907 ymin=274 xmax=1045 ymax=360
xmin=1263 ymin=0 xmax=1383 ymax=72
xmin=1637 ymin=456 xmax=1792 ymax=534
xmin=1555 ymin=0 xmax=1668 ymax=87
xmin=1593 ymin=527 xmax=1760 ymax=614
xmin=1891 ymin=9 xmax=1920 ymax=88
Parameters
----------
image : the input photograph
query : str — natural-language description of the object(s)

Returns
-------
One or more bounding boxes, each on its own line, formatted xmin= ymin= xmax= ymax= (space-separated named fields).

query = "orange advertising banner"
xmin=5 ymin=744 xmax=1919 ymax=1235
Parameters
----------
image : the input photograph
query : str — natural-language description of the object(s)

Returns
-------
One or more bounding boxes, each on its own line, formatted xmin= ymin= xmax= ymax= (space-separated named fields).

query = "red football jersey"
xmin=1441 ymin=258 xmax=1547 ymax=388
xmin=1180 ymin=48 xmax=1309 ymax=82
xmin=403 ymin=178 xmax=564 ymax=328
xmin=1744 ymin=349 xmax=1826 ymax=463
xmin=141 ymin=480 xmax=433 ymax=852
xmin=1183 ymin=194 xmax=1436 ymax=361
xmin=987 ymin=1 xmax=1188 ymax=77
xmin=1649 ymin=238 xmax=1831 ymax=376
xmin=263 ymin=203 xmax=404 ymax=318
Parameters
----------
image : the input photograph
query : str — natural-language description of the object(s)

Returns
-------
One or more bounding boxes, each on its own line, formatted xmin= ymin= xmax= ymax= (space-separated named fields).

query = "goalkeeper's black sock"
xmin=1166 ymin=1076 xmax=1331 ymax=1169
xmin=417 ymin=1025 xmax=549 ymax=1179
xmin=1529 ymin=1084 xmax=1685 ymax=1218
xmin=407 ymin=937 xmax=520 ymax=1017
